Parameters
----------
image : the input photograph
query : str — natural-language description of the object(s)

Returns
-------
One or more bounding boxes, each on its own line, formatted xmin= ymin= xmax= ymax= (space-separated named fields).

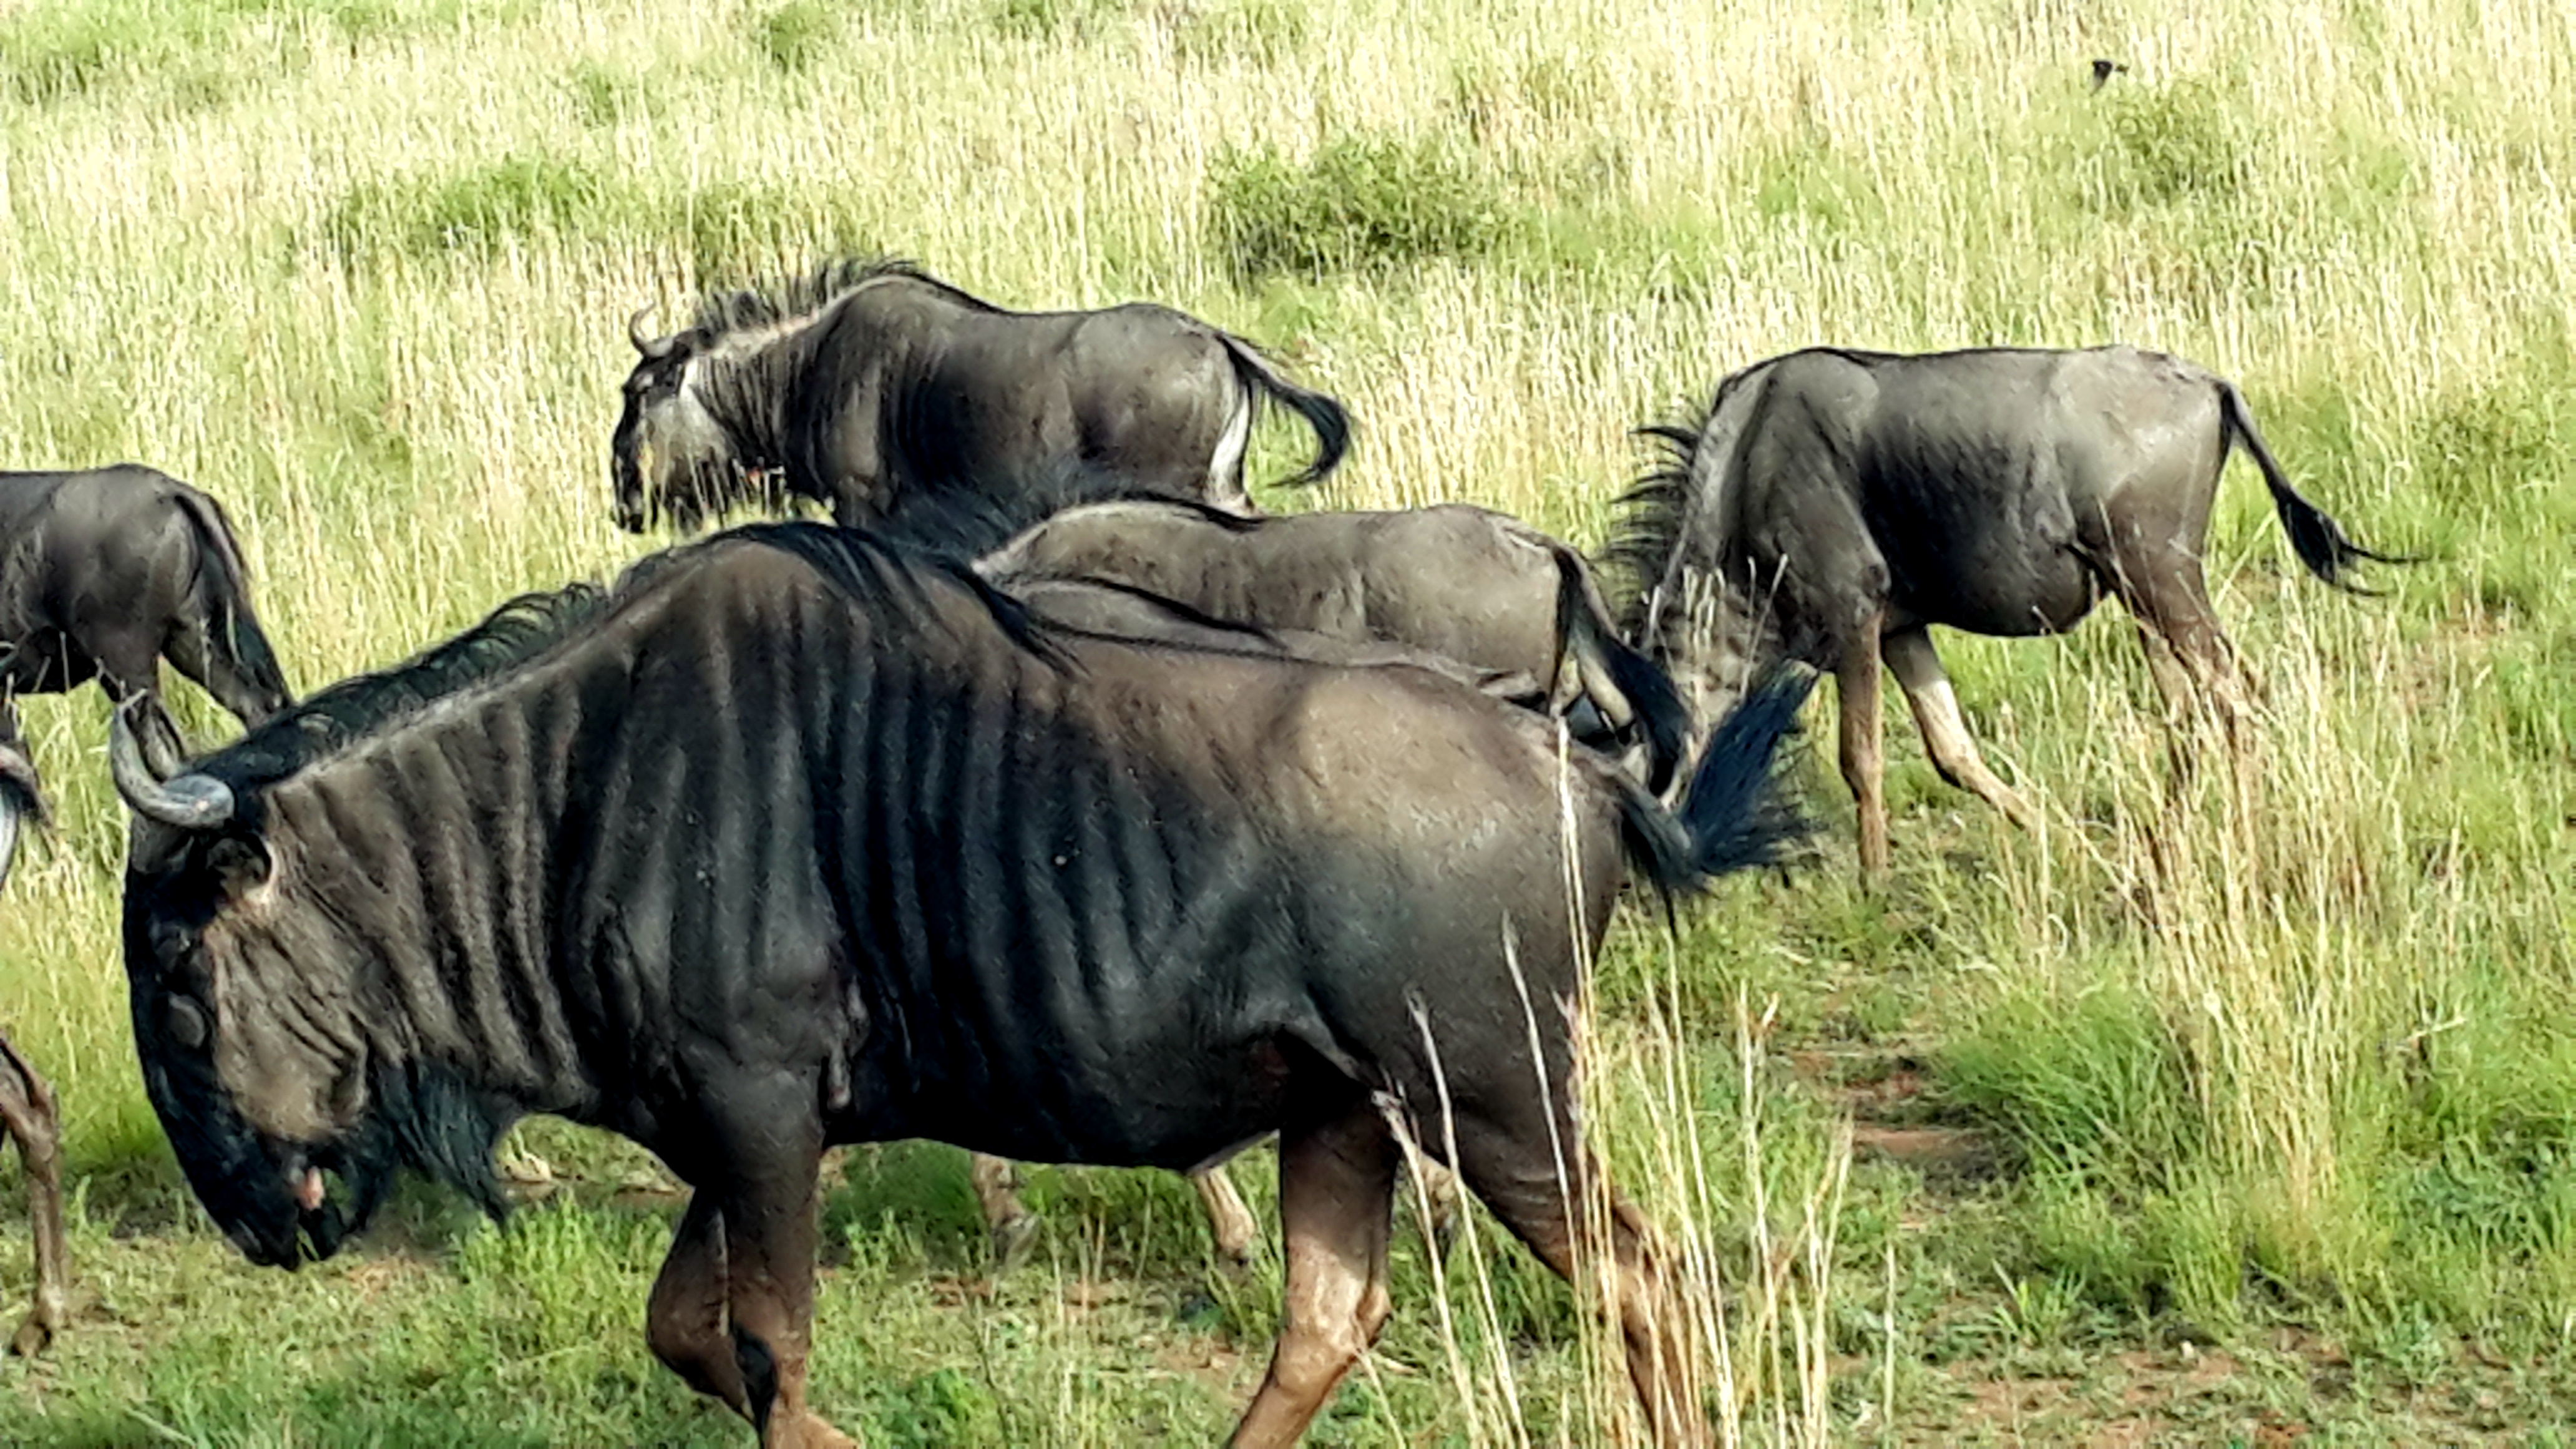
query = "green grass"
xmin=3 ymin=0 xmax=2574 ymax=1442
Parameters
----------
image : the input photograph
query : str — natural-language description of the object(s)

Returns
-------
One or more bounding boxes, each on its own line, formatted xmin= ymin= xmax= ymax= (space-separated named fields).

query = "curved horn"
xmin=109 ymin=705 xmax=237 ymax=831
xmin=628 ymin=303 xmax=676 ymax=361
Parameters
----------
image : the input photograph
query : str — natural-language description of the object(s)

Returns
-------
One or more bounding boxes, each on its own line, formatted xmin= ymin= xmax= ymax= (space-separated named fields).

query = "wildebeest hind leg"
xmin=1226 ymin=1104 xmax=1397 ymax=1448
xmin=1836 ymin=622 xmax=1891 ymax=882
xmin=2120 ymin=571 xmax=2258 ymax=817
xmin=1883 ymin=627 xmax=2037 ymax=832
xmin=967 ymin=1151 xmax=1038 ymax=1268
xmin=2117 ymin=565 xmax=2253 ymax=752
xmin=0 ymin=1029 xmax=67 ymax=1357
xmin=647 ymin=1191 xmax=749 ymax=1414
xmin=1458 ymin=1136 xmax=1709 ymax=1447
xmin=1189 ymin=1164 xmax=1259 ymax=1272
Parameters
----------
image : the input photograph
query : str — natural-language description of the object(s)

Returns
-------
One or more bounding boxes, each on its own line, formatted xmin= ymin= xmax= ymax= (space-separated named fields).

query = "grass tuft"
xmin=1205 ymin=130 xmax=1508 ymax=283
xmin=749 ymin=0 xmax=841 ymax=74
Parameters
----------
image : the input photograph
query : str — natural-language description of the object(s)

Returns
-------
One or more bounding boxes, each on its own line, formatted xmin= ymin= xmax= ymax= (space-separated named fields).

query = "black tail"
xmin=1616 ymin=667 xmax=1815 ymax=896
xmin=170 ymin=488 xmax=296 ymax=720
xmin=1544 ymin=542 xmax=1694 ymax=795
xmin=2218 ymin=383 xmax=2414 ymax=594
xmin=1217 ymin=334 xmax=1352 ymax=489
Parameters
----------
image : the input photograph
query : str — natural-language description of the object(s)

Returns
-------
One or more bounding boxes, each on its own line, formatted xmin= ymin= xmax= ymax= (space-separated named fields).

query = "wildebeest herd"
xmin=0 ymin=258 xmax=2400 ymax=1447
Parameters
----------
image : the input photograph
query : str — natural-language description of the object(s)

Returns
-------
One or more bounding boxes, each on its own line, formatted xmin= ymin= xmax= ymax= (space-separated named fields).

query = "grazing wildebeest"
xmin=0 ymin=737 xmax=68 ymax=1358
xmin=112 ymin=523 xmax=1811 ymax=1448
xmin=1612 ymin=344 xmax=2404 ymax=878
xmin=2 ymin=466 xmax=296 ymax=755
xmin=977 ymin=497 xmax=1692 ymax=791
xmin=610 ymin=258 xmax=1350 ymax=533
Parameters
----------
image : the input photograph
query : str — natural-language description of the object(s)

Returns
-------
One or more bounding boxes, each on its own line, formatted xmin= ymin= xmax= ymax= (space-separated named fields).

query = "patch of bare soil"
xmin=1792 ymin=1044 xmax=2003 ymax=1186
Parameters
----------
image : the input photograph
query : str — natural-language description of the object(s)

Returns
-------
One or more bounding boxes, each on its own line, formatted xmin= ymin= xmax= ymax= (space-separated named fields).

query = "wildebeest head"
xmin=611 ymin=305 xmax=742 ymax=533
xmin=109 ymin=706 xmax=507 ymax=1268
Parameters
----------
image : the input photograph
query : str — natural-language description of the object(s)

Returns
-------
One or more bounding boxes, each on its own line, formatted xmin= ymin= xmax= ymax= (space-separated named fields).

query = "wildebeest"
xmin=610 ymin=258 xmax=1350 ymax=533
xmin=1613 ymin=344 xmax=2404 ymax=877
xmin=0 ymin=737 xmax=67 ymax=1358
xmin=112 ymin=522 xmax=1810 ymax=1448
xmin=977 ymin=497 xmax=1692 ymax=793
xmin=2 ymin=466 xmax=296 ymax=756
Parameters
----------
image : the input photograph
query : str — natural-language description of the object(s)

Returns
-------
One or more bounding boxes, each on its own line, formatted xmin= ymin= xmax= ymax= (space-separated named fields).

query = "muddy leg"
xmin=0 ymin=1032 xmax=66 ymax=1358
xmin=1190 ymin=1164 xmax=1260 ymax=1272
xmin=676 ymin=1080 xmax=852 ymax=1449
xmin=967 ymin=1152 xmax=1038 ymax=1269
xmin=1413 ymin=1156 xmax=1464 ymax=1261
xmin=1882 ymin=626 xmax=2037 ymax=832
xmin=2121 ymin=565 xmax=2259 ymax=821
xmin=1226 ymin=1105 xmax=1398 ymax=1449
xmin=647 ymin=1190 xmax=749 ymax=1413
xmin=1468 ymin=1143 xmax=1709 ymax=1449
xmin=1835 ymin=622 xmax=1890 ymax=882
xmin=724 ymin=1158 xmax=854 ymax=1449
xmin=2119 ymin=564 xmax=2253 ymax=751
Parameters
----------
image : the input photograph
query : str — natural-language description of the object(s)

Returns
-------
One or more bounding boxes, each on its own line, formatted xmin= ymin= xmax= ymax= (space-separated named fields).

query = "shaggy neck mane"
xmin=680 ymin=257 xmax=994 ymax=499
xmin=205 ymin=585 xmax=613 ymax=788
xmin=1605 ymin=385 xmax=1727 ymax=640
xmin=683 ymin=255 xmax=996 ymax=341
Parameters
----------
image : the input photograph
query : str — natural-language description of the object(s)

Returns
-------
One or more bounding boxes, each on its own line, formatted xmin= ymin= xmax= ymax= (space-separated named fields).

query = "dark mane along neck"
xmin=204 ymin=584 xmax=612 ymax=788
xmin=688 ymin=324 xmax=820 ymax=489
xmin=1608 ymin=404 xmax=1715 ymax=640
xmin=685 ymin=255 xmax=1000 ymax=343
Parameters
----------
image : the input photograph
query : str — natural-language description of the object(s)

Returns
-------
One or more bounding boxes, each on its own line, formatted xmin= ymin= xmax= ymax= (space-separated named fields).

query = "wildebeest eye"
xmin=167 ymin=996 xmax=210 ymax=1051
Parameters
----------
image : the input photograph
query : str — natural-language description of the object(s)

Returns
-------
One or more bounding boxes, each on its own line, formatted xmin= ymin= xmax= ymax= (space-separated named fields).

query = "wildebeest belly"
xmin=856 ymin=937 xmax=1381 ymax=1171
xmin=1863 ymin=452 xmax=2105 ymax=637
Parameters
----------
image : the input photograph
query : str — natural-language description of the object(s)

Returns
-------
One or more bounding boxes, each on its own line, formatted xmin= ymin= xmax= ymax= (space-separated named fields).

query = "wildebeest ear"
xmin=208 ymin=835 xmax=274 ymax=892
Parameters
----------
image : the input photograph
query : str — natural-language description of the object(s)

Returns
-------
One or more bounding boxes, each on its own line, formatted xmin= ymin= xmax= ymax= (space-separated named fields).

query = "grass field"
xmin=2 ymin=0 xmax=2572 ymax=1443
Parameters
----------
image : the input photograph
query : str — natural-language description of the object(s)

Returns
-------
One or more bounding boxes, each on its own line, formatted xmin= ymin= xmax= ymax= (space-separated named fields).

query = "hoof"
xmin=774 ymin=1411 xmax=861 ymax=1449
xmin=989 ymin=1212 xmax=1040 ymax=1274
xmin=8 ymin=1312 xmax=54 ymax=1359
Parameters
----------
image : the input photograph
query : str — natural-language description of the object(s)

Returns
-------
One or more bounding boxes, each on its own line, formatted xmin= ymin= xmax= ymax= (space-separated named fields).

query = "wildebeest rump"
xmin=1613 ymin=344 xmax=2404 ymax=877
xmin=2 ymin=465 xmax=295 ymax=756
xmin=0 ymin=738 xmax=68 ymax=1359
xmin=113 ymin=523 xmax=1810 ymax=1448
xmin=610 ymin=258 xmax=1350 ymax=532
xmin=977 ymin=497 xmax=1693 ymax=793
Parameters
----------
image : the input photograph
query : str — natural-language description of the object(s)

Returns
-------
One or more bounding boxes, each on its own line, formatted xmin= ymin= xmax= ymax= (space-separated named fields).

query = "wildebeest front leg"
xmin=648 ymin=1191 xmax=749 ymax=1414
xmin=718 ymin=1141 xmax=852 ymax=1448
xmin=1883 ymin=627 xmax=2037 ymax=832
xmin=1835 ymin=622 xmax=1891 ymax=881
xmin=1227 ymin=1104 xmax=1398 ymax=1448
xmin=0 ymin=1030 xmax=67 ymax=1357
